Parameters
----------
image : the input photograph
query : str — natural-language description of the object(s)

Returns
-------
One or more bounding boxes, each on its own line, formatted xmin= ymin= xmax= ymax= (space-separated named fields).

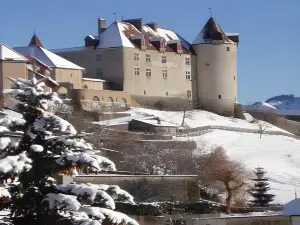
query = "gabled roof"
xmin=28 ymin=34 xmax=43 ymax=47
xmin=193 ymin=17 xmax=235 ymax=45
xmin=13 ymin=45 xmax=84 ymax=70
xmin=0 ymin=44 xmax=28 ymax=62
xmin=25 ymin=56 xmax=53 ymax=71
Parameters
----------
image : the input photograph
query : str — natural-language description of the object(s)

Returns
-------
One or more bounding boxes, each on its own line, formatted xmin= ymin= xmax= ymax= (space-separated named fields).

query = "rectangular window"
xmin=96 ymin=54 xmax=102 ymax=61
xmin=134 ymin=67 xmax=140 ymax=76
xmin=96 ymin=68 xmax=102 ymax=77
xmin=70 ymin=73 xmax=72 ymax=78
xmin=162 ymin=70 xmax=168 ymax=79
xmin=185 ymin=57 xmax=190 ymax=65
xmin=146 ymin=68 xmax=151 ymax=77
xmin=186 ymin=71 xmax=191 ymax=80
xmin=226 ymin=46 xmax=230 ymax=51
xmin=218 ymin=95 xmax=222 ymax=99
xmin=234 ymin=76 xmax=236 ymax=80
xmin=144 ymin=90 xmax=146 ymax=95
xmin=134 ymin=53 xmax=139 ymax=61
xmin=166 ymin=92 xmax=169 ymax=96
xmin=146 ymin=54 xmax=151 ymax=63
xmin=187 ymin=90 xmax=192 ymax=98
xmin=162 ymin=56 xmax=167 ymax=63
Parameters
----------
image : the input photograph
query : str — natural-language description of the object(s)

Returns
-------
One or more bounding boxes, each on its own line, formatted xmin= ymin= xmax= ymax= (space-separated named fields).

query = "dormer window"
xmin=167 ymin=40 xmax=183 ymax=54
xmin=130 ymin=34 xmax=146 ymax=50
xmin=149 ymin=37 xmax=166 ymax=52
xmin=84 ymin=35 xmax=99 ymax=48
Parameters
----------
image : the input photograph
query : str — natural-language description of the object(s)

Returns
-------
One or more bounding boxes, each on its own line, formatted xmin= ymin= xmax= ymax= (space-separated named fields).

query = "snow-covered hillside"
xmin=177 ymin=130 xmax=300 ymax=204
xmin=96 ymin=107 xmax=287 ymax=133
xmin=97 ymin=107 xmax=299 ymax=204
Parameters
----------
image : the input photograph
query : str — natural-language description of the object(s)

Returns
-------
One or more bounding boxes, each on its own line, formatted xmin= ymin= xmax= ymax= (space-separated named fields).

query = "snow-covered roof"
xmin=82 ymin=78 xmax=107 ymax=82
xmin=130 ymin=34 xmax=144 ymax=40
xmin=0 ymin=44 xmax=28 ymax=62
xmin=132 ymin=117 xmax=178 ymax=127
xmin=51 ymin=47 xmax=87 ymax=53
xmin=51 ymin=20 xmax=194 ymax=54
xmin=283 ymin=198 xmax=300 ymax=216
xmin=27 ymin=67 xmax=59 ymax=87
xmin=13 ymin=46 xmax=84 ymax=70
xmin=193 ymin=17 xmax=235 ymax=45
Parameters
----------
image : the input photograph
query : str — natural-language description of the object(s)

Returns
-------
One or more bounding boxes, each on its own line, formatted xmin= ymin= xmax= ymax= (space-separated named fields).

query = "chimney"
xmin=122 ymin=18 xmax=143 ymax=32
xmin=146 ymin=22 xmax=157 ymax=32
xmin=98 ymin=18 xmax=106 ymax=37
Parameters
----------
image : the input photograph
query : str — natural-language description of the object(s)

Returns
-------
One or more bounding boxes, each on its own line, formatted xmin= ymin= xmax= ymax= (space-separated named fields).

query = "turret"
xmin=192 ymin=17 xmax=239 ymax=116
xmin=28 ymin=34 xmax=43 ymax=47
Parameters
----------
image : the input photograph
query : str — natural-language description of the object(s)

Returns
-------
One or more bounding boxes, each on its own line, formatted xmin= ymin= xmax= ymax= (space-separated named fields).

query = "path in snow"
xmin=94 ymin=107 xmax=288 ymax=133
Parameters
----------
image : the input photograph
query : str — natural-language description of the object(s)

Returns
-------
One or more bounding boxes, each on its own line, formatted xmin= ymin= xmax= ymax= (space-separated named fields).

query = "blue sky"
xmin=1 ymin=0 xmax=299 ymax=104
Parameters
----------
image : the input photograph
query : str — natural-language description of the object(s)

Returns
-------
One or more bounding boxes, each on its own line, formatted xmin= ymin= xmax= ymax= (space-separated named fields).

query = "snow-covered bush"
xmin=0 ymin=77 xmax=138 ymax=225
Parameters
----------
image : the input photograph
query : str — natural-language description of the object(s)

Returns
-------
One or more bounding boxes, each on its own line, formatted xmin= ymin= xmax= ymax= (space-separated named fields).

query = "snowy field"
xmin=95 ymin=107 xmax=299 ymax=203
xmin=177 ymin=130 xmax=300 ymax=204
xmin=95 ymin=107 xmax=288 ymax=133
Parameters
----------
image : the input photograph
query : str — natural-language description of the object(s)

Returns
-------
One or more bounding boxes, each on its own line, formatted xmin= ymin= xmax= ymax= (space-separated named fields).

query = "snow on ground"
xmin=94 ymin=107 xmax=288 ymax=133
xmin=177 ymin=130 xmax=300 ymax=204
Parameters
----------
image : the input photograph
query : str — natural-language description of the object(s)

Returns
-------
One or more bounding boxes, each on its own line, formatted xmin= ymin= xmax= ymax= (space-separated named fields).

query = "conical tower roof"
xmin=28 ymin=34 xmax=43 ymax=47
xmin=193 ymin=17 xmax=234 ymax=45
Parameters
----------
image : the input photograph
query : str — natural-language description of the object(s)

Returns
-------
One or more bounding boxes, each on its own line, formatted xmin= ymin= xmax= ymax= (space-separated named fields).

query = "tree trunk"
xmin=181 ymin=110 xmax=186 ymax=127
xmin=225 ymin=182 xmax=232 ymax=214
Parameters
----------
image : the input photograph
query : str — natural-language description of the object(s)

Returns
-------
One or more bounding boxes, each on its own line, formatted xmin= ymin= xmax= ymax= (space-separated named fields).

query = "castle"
xmin=52 ymin=16 xmax=239 ymax=115
xmin=0 ymin=16 xmax=239 ymax=115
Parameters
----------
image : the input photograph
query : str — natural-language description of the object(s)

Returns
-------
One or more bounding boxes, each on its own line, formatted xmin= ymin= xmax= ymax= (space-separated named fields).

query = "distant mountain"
xmin=266 ymin=94 xmax=300 ymax=110
xmin=243 ymin=94 xmax=300 ymax=116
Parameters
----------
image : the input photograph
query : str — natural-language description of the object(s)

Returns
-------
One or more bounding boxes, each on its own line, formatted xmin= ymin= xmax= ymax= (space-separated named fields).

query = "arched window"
xmin=107 ymin=97 xmax=114 ymax=106
xmin=93 ymin=96 xmax=100 ymax=101
xmin=83 ymin=85 xmax=88 ymax=89
xmin=92 ymin=96 xmax=101 ymax=109
xmin=57 ymin=87 xmax=68 ymax=99
xmin=120 ymin=98 xmax=127 ymax=107
xmin=58 ymin=87 xmax=68 ymax=94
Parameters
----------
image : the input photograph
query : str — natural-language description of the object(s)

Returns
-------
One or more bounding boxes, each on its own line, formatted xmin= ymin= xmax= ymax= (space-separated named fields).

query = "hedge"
xmin=115 ymin=201 xmax=222 ymax=216
xmin=115 ymin=201 xmax=283 ymax=216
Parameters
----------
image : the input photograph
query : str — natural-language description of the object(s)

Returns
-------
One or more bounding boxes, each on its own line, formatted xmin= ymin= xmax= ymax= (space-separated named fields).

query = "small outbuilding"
xmin=128 ymin=117 xmax=178 ymax=136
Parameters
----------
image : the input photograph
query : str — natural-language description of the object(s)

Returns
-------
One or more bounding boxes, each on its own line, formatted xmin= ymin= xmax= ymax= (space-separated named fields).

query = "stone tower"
xmin=192 ymin=17 xmax=239 ymax=116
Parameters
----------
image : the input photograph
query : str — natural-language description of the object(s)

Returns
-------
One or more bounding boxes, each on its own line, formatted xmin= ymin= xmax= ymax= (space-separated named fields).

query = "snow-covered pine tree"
xmin=249 ymin=167 xmax=275 ymax=207
xmin=0 ymin=76 xmax=138 ymax=225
